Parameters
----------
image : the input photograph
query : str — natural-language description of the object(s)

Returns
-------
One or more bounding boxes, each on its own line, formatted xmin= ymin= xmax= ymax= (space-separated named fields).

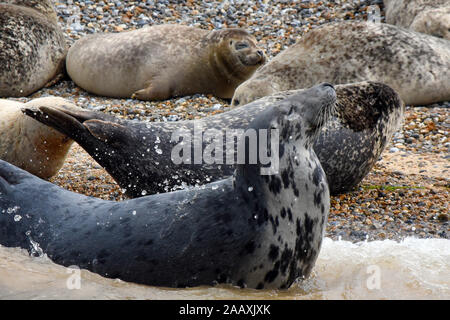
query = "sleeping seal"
xmin=23 ymin=82 xmax=403 ymax=196
xmin=0 ymin=83 xmax=336 ymax=289
xmin=66 ymin=25 xmax=266 ymax=100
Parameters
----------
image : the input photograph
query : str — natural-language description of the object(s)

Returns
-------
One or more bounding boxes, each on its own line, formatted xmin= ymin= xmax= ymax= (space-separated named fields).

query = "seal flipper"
xmin=84 ymin=120 xmax=130 ymax=146
xmin=131 ymin=84 xmax=171 ymax=101
xmin=22 ymin=105 xmax=119 ymax=141
xmin=23 ymin=106 xmax=88 ymax=141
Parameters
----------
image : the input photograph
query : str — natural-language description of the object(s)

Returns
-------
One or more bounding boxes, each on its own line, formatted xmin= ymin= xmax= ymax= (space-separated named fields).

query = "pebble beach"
xmin=11 ymin=0 xmax=449 ymax=243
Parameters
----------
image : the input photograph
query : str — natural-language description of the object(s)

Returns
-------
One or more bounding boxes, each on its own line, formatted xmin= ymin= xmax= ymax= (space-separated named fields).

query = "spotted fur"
xmin=384 ymin=0 xmax=450 ymax=40
xmin=232 ymin=21 xmax=450 ymax=106
xmin=0 ymin=1 xmax=66 ymax=97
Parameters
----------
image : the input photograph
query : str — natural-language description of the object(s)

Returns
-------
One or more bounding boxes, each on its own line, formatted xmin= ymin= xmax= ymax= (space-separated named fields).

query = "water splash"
xmin=0 ymin=238 xmax=448 ymax=299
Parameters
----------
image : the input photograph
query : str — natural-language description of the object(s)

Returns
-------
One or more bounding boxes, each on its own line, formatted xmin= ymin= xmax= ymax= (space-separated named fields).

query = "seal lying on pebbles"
xmin=66 ymin=25 xmax=266 ymax=101
xmin=24 ymin=82 xmax=403 ymax=196
xmin=231 ymin=21 xmax=450 ymax=106
xmin=0 ymin=97 xmax=75 ymax=179
xmin=1 ymin=85 xmax=336 ymax=289
xmin=384 ymin=0 xmax=450 ymax=40
xmin=0 ymin=0 xmax=67 ymax=97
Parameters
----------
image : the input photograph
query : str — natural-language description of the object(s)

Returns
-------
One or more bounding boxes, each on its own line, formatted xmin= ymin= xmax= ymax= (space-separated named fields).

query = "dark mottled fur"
xmin=232 ymin=21 xmax=450 ymax=106
xmin=0 ymin=2 xmax=66 ymax=97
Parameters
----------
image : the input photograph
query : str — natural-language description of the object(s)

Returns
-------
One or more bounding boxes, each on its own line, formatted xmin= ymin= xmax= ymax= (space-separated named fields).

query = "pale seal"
xmin=0 ymin=0 xmax=67 ymax=97
xmin=384 ymin=0 xmax=450 ymax=40
xmin=23 ymin=82 xmax=403 ymax=196
xmin=66 ymin=25 xmax=266 ymax=100
xmin=1 ymin=84 xmax=336 ymax=289
xmin=231 ymin=21 xmax=450 ymax=106
xmin=0 ymin=97 xmax=75 ymax=179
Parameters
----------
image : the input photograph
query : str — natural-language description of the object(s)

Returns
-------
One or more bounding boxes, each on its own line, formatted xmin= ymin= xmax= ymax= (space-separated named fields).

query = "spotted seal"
xmin=1 ymin=84 xmax=336 ymax=289
xmin=24 ymin=82 xmax=403 ymax=196
xmin=0 ymin=97 xmax=75 ymax=179
xmin=231 ymin=21 xmax=450 ymax=106
xmin=65 ymin=25 xmax=266 ymax=100
xmin=0 ymin=0 xmax=67 ymax=97
xmin=384 ymin=0 xmax=450 ymax=40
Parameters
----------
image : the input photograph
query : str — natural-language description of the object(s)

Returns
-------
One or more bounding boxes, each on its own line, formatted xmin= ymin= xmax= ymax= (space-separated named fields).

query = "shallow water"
xmin=0 ymin=237 xmax=448 ymax=300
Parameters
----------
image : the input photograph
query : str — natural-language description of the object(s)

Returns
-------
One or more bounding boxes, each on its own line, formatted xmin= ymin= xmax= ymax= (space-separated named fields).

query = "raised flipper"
xmin=22 ymin=104 xmax=120 ymax=143
xmin=22 ymin=105 xmax=139 ymax=196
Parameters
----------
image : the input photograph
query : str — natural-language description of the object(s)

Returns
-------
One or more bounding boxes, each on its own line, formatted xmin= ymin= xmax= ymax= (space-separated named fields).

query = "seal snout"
xmin=319 ymin=82 xmax=337 ymax=105
xmin=320 ymin=82 xmax=335 ymax=89
xmin=242 ymin=49 xmax=267 ymax=66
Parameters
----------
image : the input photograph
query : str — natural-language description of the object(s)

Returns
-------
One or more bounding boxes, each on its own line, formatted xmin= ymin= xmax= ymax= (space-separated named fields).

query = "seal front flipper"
xmin=131 ymin=79 xmax=171 ymax=101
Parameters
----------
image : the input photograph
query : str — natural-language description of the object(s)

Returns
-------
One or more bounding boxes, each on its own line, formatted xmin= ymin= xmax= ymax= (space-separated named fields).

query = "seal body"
xmin=24 ymin=82 xmax=403 ymax=196
xmin=0 ymin=1 xmax=67 ymax=97
xmin=384 ymin=0 xmax=450 ymax=40
xmin=231 ymin=21 xmax=450 ymax=106
xmin=0 ymin=97 xmax=75 ymax=179
xmin=66 ymin=25 xmax=266 ymax=100
xmin=1 ymin=84 xmax=335 ymax=289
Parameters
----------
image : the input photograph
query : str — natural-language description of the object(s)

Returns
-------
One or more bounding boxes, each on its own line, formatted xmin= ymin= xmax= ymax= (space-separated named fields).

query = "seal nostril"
xmin=257 ymin=50 xmax=264 ymax=57
xmin=322 ymin=83 xmax=334 ymax=89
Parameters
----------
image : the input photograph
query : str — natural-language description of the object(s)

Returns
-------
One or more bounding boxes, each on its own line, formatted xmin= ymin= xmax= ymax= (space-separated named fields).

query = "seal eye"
xmin=235 ymin=42 xmax=249 ymax=50
xmin=233 ymin=99 xmax=240 ymax=106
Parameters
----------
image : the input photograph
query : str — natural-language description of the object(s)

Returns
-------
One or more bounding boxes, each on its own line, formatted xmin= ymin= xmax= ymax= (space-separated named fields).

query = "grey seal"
xmin=66 ymin=25 xmax=266 ymax=100
xmin=231 ymin=21 xmax=450 ymax=106
xmin=0 ymin=84 xmax=336 ymax=289
xmin=0 ymin=0 xmax=67 ymax=97
xmin=23 ymin=82 xmax=403 ymax=197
